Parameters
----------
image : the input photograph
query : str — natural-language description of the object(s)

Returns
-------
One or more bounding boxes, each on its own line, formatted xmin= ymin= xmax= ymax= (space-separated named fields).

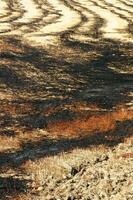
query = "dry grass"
xmin=10 ymin=194 xmax=31 ymax=200
xmin=0 ymin=136 xmax=20 ymax=152
xmin=21 ymin=146 xmax=108 ymax=186
xmin=0 ymin=102 xmax=33 ymax=116
xmin=0 ymin=106 xmax=132 ymax=153
xmin=47 ymin=108 xmax=133 ymax=138
xmin=0 ymin=39 xmax=24 ymax=54
xmin=0 ymin=106 xmax=132 ymax=200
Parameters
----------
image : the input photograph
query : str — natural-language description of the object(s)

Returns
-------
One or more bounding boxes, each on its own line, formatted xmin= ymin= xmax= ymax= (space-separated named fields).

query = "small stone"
xmin=36 ymin=186 xmax=44 ymax=192
xmin=71 ymin=167 xmax=79 ymax=176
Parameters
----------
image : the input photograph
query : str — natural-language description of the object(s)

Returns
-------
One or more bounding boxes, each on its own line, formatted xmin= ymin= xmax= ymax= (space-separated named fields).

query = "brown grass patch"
xmin=0 ymin=105 xmax=132 ymax=153
xmin=0 ymin=103 xmax=33 ymax=115
xmin=47 ymin=109 xmax=133 ymax=138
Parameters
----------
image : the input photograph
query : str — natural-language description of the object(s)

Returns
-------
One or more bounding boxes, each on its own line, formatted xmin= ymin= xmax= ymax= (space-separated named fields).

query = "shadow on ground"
xmin=0 ymin=119 xmax=132 ymax=169
xmin=0 ymin=37 xmax=133 ymax=109
xmin=0 ymin=36 xmax=133 ymax=199
xmin=0 ymin=176 xmax=29 ymax=200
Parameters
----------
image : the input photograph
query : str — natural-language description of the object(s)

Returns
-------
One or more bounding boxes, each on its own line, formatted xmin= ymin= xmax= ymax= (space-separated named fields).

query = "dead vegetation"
xmin=47 ymin=108 xmax=133 ymax=138
xmin=0 ymin=36 xmax=132 ymax=200
xmin=0 ymin=103 xmax=132 ymax=199
xmin=0 ymin=103 xmax=132 ymax=154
